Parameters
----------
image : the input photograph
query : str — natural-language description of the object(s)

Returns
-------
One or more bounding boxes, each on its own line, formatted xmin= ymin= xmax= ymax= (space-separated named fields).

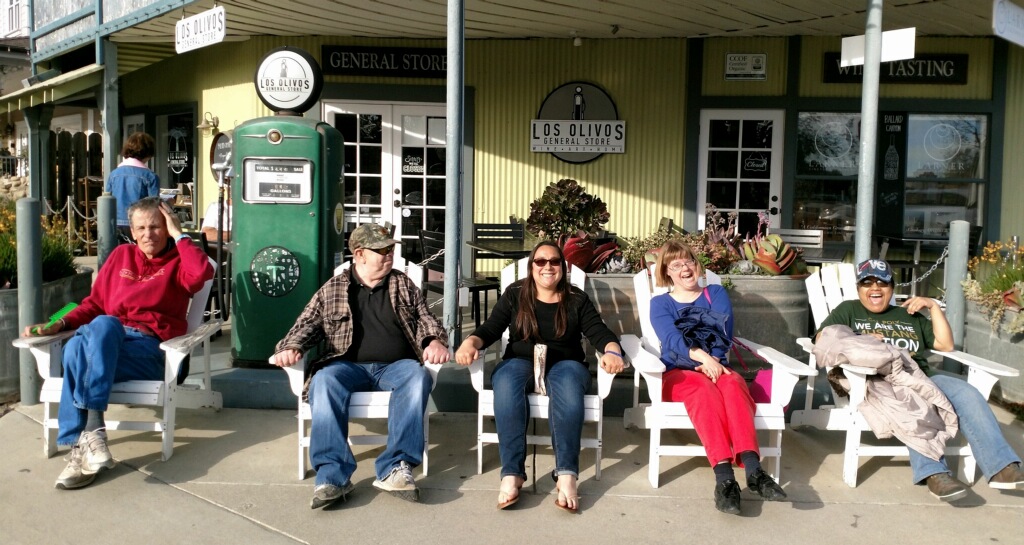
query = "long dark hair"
xmin=515 ymin=240 xmax=573 ymax=340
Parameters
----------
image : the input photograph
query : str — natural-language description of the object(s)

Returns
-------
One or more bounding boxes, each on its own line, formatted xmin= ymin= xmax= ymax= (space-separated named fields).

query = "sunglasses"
xmin=365 ymin=245 xmax=395 ymax=256
xmin=858 ymin=278 xmax=891 ymax=288
xmin=532 ymin=257 xmax=563 ymax=268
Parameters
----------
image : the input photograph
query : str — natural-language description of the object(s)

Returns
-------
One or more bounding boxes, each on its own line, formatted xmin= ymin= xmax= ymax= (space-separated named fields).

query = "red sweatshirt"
xmin=63 ymin=237 xmax=214 ymax=341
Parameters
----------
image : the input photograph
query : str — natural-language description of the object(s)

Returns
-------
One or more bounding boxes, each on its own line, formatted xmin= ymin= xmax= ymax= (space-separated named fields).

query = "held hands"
xmin=269 ymin=349 xmax=303 ymax=367
xmin=599 ymin=344 xmax=626 ymax=374
xmin=454 ymin=337 xmax=482 ymax=366
xmin=901 ymin=296 xmax=941 ymax=315
xmin=422 ymin=339 xmax=451 ymax=365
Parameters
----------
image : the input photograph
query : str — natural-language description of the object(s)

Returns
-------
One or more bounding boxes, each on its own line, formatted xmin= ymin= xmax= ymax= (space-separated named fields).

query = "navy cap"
xmin=856 ymin=259 xmax=893 ymax=283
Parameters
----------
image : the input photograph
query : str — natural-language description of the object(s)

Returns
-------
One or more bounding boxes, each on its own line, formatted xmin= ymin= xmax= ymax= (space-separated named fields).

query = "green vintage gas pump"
xmin=231 ymin=47 xmax=344 ymax=365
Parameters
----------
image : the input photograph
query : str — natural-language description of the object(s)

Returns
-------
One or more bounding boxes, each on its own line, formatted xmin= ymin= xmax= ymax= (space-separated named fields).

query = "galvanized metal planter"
xmin=0 ymin=267 xmax=92 ymax=399
xmin=723 ymin=274 xmax=810 ymax=361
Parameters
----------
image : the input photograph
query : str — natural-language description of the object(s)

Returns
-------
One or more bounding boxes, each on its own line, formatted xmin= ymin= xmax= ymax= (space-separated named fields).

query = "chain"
xmin=894 ymin=245 xmax=949 ymax=301
xmin=67 ymin=198 xmax=96 ymax=221
xmin=418 ymin=248 xmax=445 ymax=266
xmin=44 ymin=198 xmax=68 ymax=215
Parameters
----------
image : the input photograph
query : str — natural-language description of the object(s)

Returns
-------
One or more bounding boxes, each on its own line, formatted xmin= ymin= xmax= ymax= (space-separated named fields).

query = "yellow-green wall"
xmin=1002 ymin=44 xmax=1024 ymax=240
xmin=120 ymin=35 xmax=1021 ymax=241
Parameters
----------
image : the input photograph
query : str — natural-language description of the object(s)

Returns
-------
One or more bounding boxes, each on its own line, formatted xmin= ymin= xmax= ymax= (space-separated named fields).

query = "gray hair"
xmin=127 ymin=196 xmax=163 ymax=226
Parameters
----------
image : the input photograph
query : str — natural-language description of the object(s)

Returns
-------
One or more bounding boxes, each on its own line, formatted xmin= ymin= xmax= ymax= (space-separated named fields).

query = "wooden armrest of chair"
xmin=275 ymin=355 xmax=307 ymax=397
xmin=620 ymin=334 xmax=666 ymax=375
xmin=933 ymin=349 xmax=1019 ymax=400
xmin=160 ymin=318 xmax=223 ymax=382
xmin=796 ymin=337 xmax=814 ymax=354
xmin=468 ymin=355 xmax=485 ymax=393
xmin=13 ymin=330 xmax=76 ymax=379
xmin=734 ymin=336 xmax=816 ymax=407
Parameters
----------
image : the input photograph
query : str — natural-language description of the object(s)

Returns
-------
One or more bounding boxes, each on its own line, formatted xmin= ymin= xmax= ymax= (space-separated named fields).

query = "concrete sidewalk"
xmin=2 ymin=400 xmax=1023 ymax=545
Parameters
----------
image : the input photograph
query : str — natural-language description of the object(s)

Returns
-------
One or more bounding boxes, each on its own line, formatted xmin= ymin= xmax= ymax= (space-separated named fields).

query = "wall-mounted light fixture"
xmin=196 ymin=112 xmax=220 ymax=135
xmin=571 ymin=30 xmax=582 ymax=47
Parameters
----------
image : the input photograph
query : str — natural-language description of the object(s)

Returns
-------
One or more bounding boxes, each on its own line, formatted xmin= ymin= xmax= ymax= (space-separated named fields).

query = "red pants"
xmin=662 ymin=369 xmax=758 ymax=466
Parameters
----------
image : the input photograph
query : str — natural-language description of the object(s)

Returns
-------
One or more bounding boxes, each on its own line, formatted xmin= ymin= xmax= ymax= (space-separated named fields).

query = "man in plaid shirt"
xmin=270 ymin=224 xmax=450 ymax=509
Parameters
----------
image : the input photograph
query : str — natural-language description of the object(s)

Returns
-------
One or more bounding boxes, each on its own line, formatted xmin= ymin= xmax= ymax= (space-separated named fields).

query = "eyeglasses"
xmin=858 ymin=278 xmax=891 ymax=288
xmin=667 ymin=259 xmax=697 ymax=272
xmin=365 ymin=245 xmax=395 ymax=256
xmin=532 ymin=257 xmax=563 ymax=268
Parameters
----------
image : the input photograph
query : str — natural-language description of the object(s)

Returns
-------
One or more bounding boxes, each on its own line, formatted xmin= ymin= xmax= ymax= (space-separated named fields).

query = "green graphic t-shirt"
xmin=817 ymin=300 xmax=936 ymax=371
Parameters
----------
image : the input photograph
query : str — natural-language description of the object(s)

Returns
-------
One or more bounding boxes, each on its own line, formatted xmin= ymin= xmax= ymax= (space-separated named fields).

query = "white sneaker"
xmin=372 ymin=461 xmax=419 ymax=502
xmin=79 ymin=429 xmax=115 ymax=472
xmin=54 ymin=447 xmax=98 ymax=490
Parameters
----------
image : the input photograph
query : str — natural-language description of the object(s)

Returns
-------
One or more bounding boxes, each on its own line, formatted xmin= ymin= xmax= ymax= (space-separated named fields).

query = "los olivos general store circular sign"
xmin=253 ymin=47 xmax=324 ymax=115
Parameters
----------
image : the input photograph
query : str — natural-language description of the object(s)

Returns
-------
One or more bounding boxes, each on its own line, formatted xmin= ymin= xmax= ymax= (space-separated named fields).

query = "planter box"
xmin=723 ymin=274 xmax=810 ymax=362
xmin=0 ymin=268 xmax=93 ymax=399
xmin=964 ymin=303 xmax=1024 ymax=403
xmin=585 ymin=272 xmax=809 ymax=363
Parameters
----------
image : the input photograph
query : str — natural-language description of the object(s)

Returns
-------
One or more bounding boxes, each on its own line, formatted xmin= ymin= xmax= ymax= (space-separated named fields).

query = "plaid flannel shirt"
xmin=274 ymin=268 xmax=447 ymax=398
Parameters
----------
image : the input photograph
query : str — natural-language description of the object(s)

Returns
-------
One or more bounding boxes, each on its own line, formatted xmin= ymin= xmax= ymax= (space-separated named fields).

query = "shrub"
xmin=963 ymin=239 xmax=1024 ymax=334
xmin=0 ymin=197 xmax=78 ymax=289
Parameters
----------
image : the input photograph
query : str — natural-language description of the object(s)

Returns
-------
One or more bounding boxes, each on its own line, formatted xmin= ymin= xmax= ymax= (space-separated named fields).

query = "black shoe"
xmin=310 ymin=481 xmax=354 ymax=509
xmin=926 ymin=473 xmax=968 ymax=502
xmin=714 ymin=479 xmax=741 ymax=515
xmin=747 ymin=468 xmax=787 ymax=501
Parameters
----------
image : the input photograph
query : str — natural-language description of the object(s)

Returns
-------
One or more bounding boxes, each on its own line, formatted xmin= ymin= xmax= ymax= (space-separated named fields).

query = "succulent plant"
xmin=526 ymin=179 xmax=610 ymax=245
xmin=739 ymin=233 xmax=799 ymax=275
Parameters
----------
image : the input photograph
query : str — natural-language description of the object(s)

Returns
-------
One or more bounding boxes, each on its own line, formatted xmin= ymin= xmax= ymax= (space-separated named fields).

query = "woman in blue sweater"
xmin=456 ymin=241 xmax=625 ymax=513
xmin=105 ymin=132 xmax=159 ymax=242
xmin=649 ymin=239 xmax=785 ymax=514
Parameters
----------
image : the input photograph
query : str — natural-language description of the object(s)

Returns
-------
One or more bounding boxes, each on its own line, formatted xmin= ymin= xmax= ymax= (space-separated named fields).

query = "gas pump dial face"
xmin=250 ymin=246 xmax=301 ymax=297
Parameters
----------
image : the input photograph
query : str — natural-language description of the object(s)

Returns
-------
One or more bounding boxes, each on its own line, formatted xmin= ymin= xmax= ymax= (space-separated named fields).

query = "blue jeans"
xmin=908 ymin=374 xmax=1022 ymax=484
xmin=307 ymin=358 xmax=432 ymax=487
xmin=491 ymin=357 xmax=592 ymax=480
xmin=58 ymin=316 xmax=164 ymax=446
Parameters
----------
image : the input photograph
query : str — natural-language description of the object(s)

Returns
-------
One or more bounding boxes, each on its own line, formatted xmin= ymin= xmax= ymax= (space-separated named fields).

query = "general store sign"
xmin=322 ymin=45 xmax=446 ymax=78
xmin=531 ymin=82 xmax=625 ymax=163
xmin=175 ymin=6 xmax=226 ymax=54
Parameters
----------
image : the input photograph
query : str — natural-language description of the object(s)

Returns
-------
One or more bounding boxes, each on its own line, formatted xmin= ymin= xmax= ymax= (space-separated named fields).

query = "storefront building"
xmin=4 ymin=3 xmax=1024 ymax=259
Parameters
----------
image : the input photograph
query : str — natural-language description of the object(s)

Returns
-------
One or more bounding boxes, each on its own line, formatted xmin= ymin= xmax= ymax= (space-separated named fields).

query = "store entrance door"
xmin=323 ymin=102 xmax=447 ymax=262
xmin=697 ymin=110 xmax=784 ymax=236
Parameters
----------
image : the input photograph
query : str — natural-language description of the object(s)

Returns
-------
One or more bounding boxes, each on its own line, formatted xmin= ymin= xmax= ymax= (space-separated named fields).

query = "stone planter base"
xmin=723 ymin=274 xmax=810 ymax=362
xmin=584 ymin=273 xmax=809 ymax=366
xmin=0 ymin=268 xmax=93 ymax=398
xmin=964 ymin=304 xmax=1024 ymax=403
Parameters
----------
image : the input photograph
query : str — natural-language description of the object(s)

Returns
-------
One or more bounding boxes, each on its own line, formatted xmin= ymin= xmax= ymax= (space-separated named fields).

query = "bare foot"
xmin=497 ymin=475 xmax=524 ymax=509
xmin=555 ymin=474 xmax=580 ymax=512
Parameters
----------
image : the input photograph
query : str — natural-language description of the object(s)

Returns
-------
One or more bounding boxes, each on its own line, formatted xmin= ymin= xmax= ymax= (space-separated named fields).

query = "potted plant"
xmin=962 ymin=239 xmax=1024 ymax=403
xmin=0 ymin=197 xmax=91 ymax=401
xmin=526 ymin=178 xmax=618 ymax=273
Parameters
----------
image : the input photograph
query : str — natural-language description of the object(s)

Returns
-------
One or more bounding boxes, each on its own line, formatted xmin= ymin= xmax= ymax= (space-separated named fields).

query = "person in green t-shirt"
xmin=817 ymin=259 xmax=1023 ymax=502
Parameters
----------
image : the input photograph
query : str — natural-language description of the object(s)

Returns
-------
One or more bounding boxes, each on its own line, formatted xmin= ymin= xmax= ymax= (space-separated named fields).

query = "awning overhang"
xmin=1 ymin=63 xmax=103 ymax=114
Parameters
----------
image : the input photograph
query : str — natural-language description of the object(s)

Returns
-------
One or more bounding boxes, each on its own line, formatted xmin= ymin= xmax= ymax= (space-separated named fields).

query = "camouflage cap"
xmin=349 ymin=223 xmax=400 ymax=252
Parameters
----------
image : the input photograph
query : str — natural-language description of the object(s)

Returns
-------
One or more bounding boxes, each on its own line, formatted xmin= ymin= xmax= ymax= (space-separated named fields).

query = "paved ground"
xmin=2 ymin=398 xmax=1024 ymax=545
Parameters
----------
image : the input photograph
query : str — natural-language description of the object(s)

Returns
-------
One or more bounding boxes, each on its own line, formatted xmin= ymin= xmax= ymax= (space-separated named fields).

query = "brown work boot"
xmin=989 ymin=462 xmax=1024 ymax=490
xmin=926 ymin=473 xmax=968 ymax=502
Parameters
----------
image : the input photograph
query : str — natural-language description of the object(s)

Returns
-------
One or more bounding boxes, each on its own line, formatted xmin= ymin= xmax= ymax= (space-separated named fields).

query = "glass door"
xmin=324 ymin=102 xmax=446 ymax=263
xmin=697 ymin=110 xmax=784 ymax=236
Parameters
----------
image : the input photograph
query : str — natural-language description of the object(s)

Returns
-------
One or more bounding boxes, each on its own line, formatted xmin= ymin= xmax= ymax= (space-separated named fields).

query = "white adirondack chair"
xmin=789 ymin=262 xmax=1020 ymax=487
xmin=621 ymin=266 xmax=816 ymax=488
xmin=467 ymin=257 xmax=622 ymax=479
xmin=279 ymin=257 xmax=444 ymax=480
xmin=13 ymin=257 xmax=223 ymax=462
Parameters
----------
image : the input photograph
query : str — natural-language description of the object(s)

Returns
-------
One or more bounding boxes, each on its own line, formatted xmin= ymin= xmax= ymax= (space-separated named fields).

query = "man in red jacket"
xmin=23 ymin=197 xmax=213 ymax=490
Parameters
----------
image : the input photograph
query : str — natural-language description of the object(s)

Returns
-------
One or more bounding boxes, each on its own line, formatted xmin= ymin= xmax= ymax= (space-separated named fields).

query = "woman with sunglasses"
xmin=817 ymin=259 xmax=1024 ymax=502
xmin=649 ymin=239 xmax=786 ymax=515
xmin=455 ymin=241 xmax=625 ymax=513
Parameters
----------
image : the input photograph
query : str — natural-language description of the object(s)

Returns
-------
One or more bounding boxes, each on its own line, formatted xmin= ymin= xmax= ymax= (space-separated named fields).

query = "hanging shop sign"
xmin=724 ymin=53 xmax=767 ymax=81
xmin=823 ymin=52 xmax=968 ymax=84
xmin=254 ymin=47 xmax=324 ymax=114
xmin=175 ymin=6 xmax=226 ymax=54
xmin=530 ymin=82 xmax=625 ymax=164
xmin=993 ymin=0 xmax=1024 ymax=48
xmin=321 ymin=45 xmax=447 ymax=78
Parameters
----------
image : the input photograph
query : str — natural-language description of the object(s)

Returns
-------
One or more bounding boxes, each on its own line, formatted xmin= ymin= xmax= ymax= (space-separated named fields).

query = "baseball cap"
xmin=348 ymin=224 xmax=400 ymax=252
xmin=856 ymin=259 xmax=893 ymax=284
